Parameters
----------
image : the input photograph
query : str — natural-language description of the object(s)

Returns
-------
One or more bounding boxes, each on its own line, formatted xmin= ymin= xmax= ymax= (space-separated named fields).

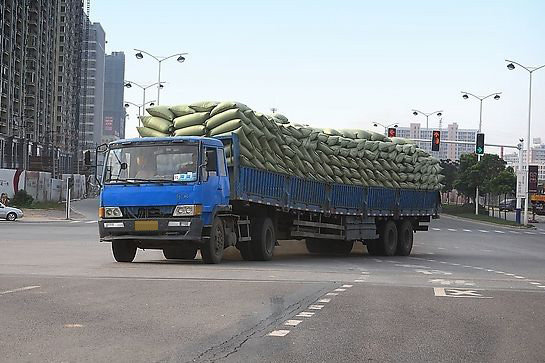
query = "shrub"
xmin=11 ymin=190 xmax=34 ymax=208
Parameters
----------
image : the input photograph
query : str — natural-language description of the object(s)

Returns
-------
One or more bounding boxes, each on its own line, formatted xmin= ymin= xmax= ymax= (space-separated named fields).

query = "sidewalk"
xmin=19 ymin=208 xmax=86 ymax=222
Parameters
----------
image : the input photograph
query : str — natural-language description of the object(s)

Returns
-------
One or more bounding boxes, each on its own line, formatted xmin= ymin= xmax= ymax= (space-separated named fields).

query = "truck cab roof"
xmin=109 ymin=136 xmax=224 ymax=148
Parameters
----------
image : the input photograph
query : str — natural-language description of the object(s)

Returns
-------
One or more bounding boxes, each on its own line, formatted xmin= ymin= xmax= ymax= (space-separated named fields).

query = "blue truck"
xmin=96 ymin=134 xmax=440 ymax=263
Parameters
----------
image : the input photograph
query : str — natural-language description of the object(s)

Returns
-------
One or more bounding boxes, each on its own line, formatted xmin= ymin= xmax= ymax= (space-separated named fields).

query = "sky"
xmin=92 ymin=0 xmax=545 ymax=152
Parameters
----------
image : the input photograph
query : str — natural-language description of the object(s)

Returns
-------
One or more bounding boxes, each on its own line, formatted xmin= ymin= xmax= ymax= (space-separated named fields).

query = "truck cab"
xmin=98 ymin=136 xmax=231 ymax=263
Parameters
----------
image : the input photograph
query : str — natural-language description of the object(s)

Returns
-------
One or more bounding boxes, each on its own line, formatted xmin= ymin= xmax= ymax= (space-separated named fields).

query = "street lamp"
xmin=124 ymin=80 xmax=163 ymax=116
xmin=124 ymin=100 xmax=156 ymax=125
xmin=134 ymin=48 xmax=188 ymax=105
xmin=411 ymin=109 xmax=443 ymax=129
xmin=460 ymin=90 xmax=502 ymax=216
xmin=505 ymin=59 xmax=545 ymax=225
xmin=373 ymin=122 xmax=398 ymax=135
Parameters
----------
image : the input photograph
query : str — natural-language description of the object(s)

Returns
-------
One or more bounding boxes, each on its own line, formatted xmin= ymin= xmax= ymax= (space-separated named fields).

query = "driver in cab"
xmin=134 ymin=151 xmax=157 ymax=179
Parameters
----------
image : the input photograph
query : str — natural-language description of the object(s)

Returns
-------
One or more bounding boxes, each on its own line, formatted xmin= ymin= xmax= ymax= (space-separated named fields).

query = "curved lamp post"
xmin=124 ymin=80 xmax=163 ymax=116
xmin=134 ymin=49 xmax=188 ymax=105
xmin=124 ymin=100 xmax=156 ymax=125
xmin=505 ymin=59 xmax=545 ymax=225
xmin=373 ymin=122 xmax=398 ymax=135
xmin=412 ymin=109 xmax=442 ymax=129
xmin=460 ymin=91 xmax=501 ymax=216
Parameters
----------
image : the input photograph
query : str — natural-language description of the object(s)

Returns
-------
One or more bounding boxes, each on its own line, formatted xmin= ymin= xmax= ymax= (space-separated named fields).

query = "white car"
xmin=0 ymin=203 xmax=24 ymax=221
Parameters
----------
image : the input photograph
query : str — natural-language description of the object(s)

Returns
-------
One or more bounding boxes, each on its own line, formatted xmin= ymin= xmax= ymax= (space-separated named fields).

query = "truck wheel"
xmin=379 ymin=220 xmax=398 ymax=256
xmin=365 ymin=239 xmax=381 ymax=256
xmin=112 ymin=240 xmax=137 ymax=262
xmin=237 ymin=242 xmax=255 ymax=261
xmin=251 ymin=217 xmax=276 ymax=261
xmin=163 ymin=246 xmax=198 ymax=260
xmin=305 ymin=239 xmax=325 ymax=254
xmin=201 ymin=217 xmax=225 ymax=264
xmin=331 ymin=241 xmax=354 ymax=256
xmin=396 ymin=220 xmax=414 ymax=256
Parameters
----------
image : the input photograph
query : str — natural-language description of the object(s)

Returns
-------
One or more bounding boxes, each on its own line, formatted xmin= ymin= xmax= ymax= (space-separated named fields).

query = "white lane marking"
xmin=473 ymin=267 xmax=484 ymax=270
xmin=451 ymin=263 xmax=460 ymax=266
xmin=505 ymin=273 xmax=515 ymax=276
xmin=529 ymin=282 xmax=541 ymax=285
xmin=478 ymin=230 xmax=489 ymax=233
xmin=494 ymin=230 xmax=506 ymax=234
xmin=326 ymin=292 xmax=339 ymax=296
xmin=440 ymin=261 xmax=448 ymax=264
xmin=85 ymin=220 xmax=98 ymax=224
xmin=354 ymin=279 xmax=365 ymax=282
xmin=538 ymin=286 xmax=545 ymax=288
xmin=373 ymin=259 xmax=383 ymax=263
xmin=425 ymin=252 xmax=435 ymax=255
xmin=481 ymin=249 xmax=493 ymax=253
xmin=308 ymin=305 xmax=324 ymax=310
xmin=284 ymin=320 xmax=302 ymax=326
xmin=447 ymin=228 xmax=457 ymax=232
xmin=341 ymin=284 xmax=353 ymax=288
xmin=64 ymin=324 xmax=84 ymax=328
xmin=296 ymin=312 xmax=315 ymax=317
xmin=0 ymin=285 xmax=40 ymax=295
xmin=509 ymin=231 xmax=520 ymax=234
xmin=432 ymin=228 xmax=441 ymax=231
xmin=318 ymin=298 xmax=331 ymax=303
xmin=487 ymin=269 xmax=494 ymax=272
xmin=463 ymin=229 xmax=472 ymax=232
xmin=514 ymin=276 xmax=525 ymax=279
xmin=268 ymin=330 xmax=290 ymax=337
xmin=429 ymin=279 xmax=476 ymax=286
xmin=334 ymin=288 xmax=346 ymax=292
xmin=415 ymin=269 xmax=452 ymax=275
xmin=69 ymin=220 xmax=81 ymax=224
xmin=525 ymin=232 xmax=536 ymax=235
xmin=495 ymin=271 xmax=505 ymax=274
xmin=434 ymin=288 xmax=492 ymax=298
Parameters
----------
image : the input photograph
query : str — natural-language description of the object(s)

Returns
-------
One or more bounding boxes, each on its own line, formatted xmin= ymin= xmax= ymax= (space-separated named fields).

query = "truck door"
xmin=204 ymin=147 xmax=229 ymax=209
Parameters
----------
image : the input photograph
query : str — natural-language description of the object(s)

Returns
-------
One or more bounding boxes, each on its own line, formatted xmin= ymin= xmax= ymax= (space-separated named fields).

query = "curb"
xmin=441 ymin=213 xmax=535 ymax=230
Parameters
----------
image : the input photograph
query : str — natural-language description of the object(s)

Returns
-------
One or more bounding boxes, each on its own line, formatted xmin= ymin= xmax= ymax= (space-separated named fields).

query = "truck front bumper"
xmin=99 ymin=217 xmax=204 ymax=244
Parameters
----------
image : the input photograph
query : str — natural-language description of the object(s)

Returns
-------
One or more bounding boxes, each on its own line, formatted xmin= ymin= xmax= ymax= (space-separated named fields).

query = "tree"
xmin=453 ymin=153 xmax=479 ymax=200
xmin=477 ymin=154 xmax=507 ymax=194
xmin=489 ymin=166 xmax=516 ymax=195
xmin=439 ymin=159 xmax=459 ymax=193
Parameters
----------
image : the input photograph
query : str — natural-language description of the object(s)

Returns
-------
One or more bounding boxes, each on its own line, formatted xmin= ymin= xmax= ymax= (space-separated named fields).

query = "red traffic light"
xmin=432 ymin=130 xmax=441 ymax=151
xmin=388 ymin=127 xmax=396 ymax=137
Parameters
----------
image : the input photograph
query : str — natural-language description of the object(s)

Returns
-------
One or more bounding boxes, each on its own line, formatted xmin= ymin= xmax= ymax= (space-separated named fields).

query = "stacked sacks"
xmin=136 ymin=101 xmax=444 ymax=190
xmin=136 ymin=106 xmax=175 ymax=137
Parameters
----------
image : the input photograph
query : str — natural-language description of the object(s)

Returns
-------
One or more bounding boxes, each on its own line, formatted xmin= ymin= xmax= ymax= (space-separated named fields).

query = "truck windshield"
xmin=103 ymin=143 xmax=199 ymax=184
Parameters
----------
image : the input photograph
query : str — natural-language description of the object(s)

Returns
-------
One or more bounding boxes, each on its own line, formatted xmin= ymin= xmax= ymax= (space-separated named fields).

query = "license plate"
xmin=134 ymin=220 xmax=158 ymax=231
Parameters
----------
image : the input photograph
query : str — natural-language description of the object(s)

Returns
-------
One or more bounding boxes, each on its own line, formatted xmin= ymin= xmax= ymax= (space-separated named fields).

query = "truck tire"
xmin=365 ymin=239 xmax=381 ymax=256
xmin=250 ymin=217 xmax=276 ymax=261
xmin=396 ymin=220 xmax=414 ymax=256
xmin=305 ymin=238 xmax=325 ymax=253
xmin=163 ymin=246 xmax=198 ymax=260
xmin=237 ymin=242 xmax=255 ymax=261
xmin=112 ymin=240 xmax=137 ymax=262
xmin=331 ymin=241 xmax=354 ymax=256
xmin=201 ymin=217 xmax=225 ymax=264
xmin=379 ymin=220 xmax=398 ymax=256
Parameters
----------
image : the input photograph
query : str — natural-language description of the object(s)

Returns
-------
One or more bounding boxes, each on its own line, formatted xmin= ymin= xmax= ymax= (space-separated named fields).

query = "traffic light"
xmin=432 ymin=130 xmax=441 ymax=151
xmin=387 ymin=127 xmax=396 ymax=138
xmin=84 ymin=150 xmax=91 ymax=166
xmin=67 ymin=177 xmax=74 ymax=190
xmin=475 ymin=133 xmax=485 ymax=154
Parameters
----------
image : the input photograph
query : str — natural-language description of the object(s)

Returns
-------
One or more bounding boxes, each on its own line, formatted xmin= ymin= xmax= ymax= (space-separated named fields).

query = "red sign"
xmin=388 ymin=127 xmax=396 ymax=138
xmin=103 ymin=116 xmax=114 ymax=133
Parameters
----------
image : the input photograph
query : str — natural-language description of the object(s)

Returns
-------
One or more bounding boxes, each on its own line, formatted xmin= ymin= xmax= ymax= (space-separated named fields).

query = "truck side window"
xmin=217 ymin=148 xmax=227 ymax=177
xmin=206 ymin=148 xmax=218 ymax=176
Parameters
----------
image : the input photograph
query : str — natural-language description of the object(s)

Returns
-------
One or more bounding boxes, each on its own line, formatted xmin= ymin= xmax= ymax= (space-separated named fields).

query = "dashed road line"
xmin=318 ymin=298 xmax=331 ymax=303
xmin=463 ymin=229 xmax=472 ymax=232
xmin=85 ymin=220 xmax=98 ymax=224
xmin=296 ymin=312 xmax=315 ymax=317
xmin=308 ymin=305 xmax=324 ymax=310
xmin=447 ymin=228 xmax=457 ymax=232
xmin=478 ymin=230 xmax=489 ymax=233
xmin=509 ymin=231 xmax=520 ymax=234
xmin=494 ymin=230 xmax=506 ymax=234
xmin=354 ymin=279 xmax=365 ymax=282
xmin=325 ymin=292 xmax=339 ymax=296
xmin=284 ymin=320 xmax=302 ymax=327
xmin=333 ymin=288 xmax=346 ymax=292
xmin=341 ymin=284 xmax=353 ymax=288
xmin=432 ymin=228 xmax=441 ymax=231
xmin=268 ymin=330 xmax=290 ymax=337
xmin=0 ymin=285 xmax=40 ymax=295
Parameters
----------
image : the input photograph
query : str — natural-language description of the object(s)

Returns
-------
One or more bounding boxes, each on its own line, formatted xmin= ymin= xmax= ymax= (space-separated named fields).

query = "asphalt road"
xmin=1 ymin=201 xmax=545 ymax=362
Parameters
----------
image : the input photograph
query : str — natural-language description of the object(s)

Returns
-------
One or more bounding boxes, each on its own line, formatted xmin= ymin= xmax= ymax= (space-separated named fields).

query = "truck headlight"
xmin=104 ymin=207 xmax=123 ymax=218
xmin=173 ymin=205 xmax=202 ymax=217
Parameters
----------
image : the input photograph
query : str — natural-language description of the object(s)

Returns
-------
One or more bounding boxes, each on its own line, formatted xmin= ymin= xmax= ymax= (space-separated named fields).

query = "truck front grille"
xmin=120 ymin=206 xmax=175 ymax=219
